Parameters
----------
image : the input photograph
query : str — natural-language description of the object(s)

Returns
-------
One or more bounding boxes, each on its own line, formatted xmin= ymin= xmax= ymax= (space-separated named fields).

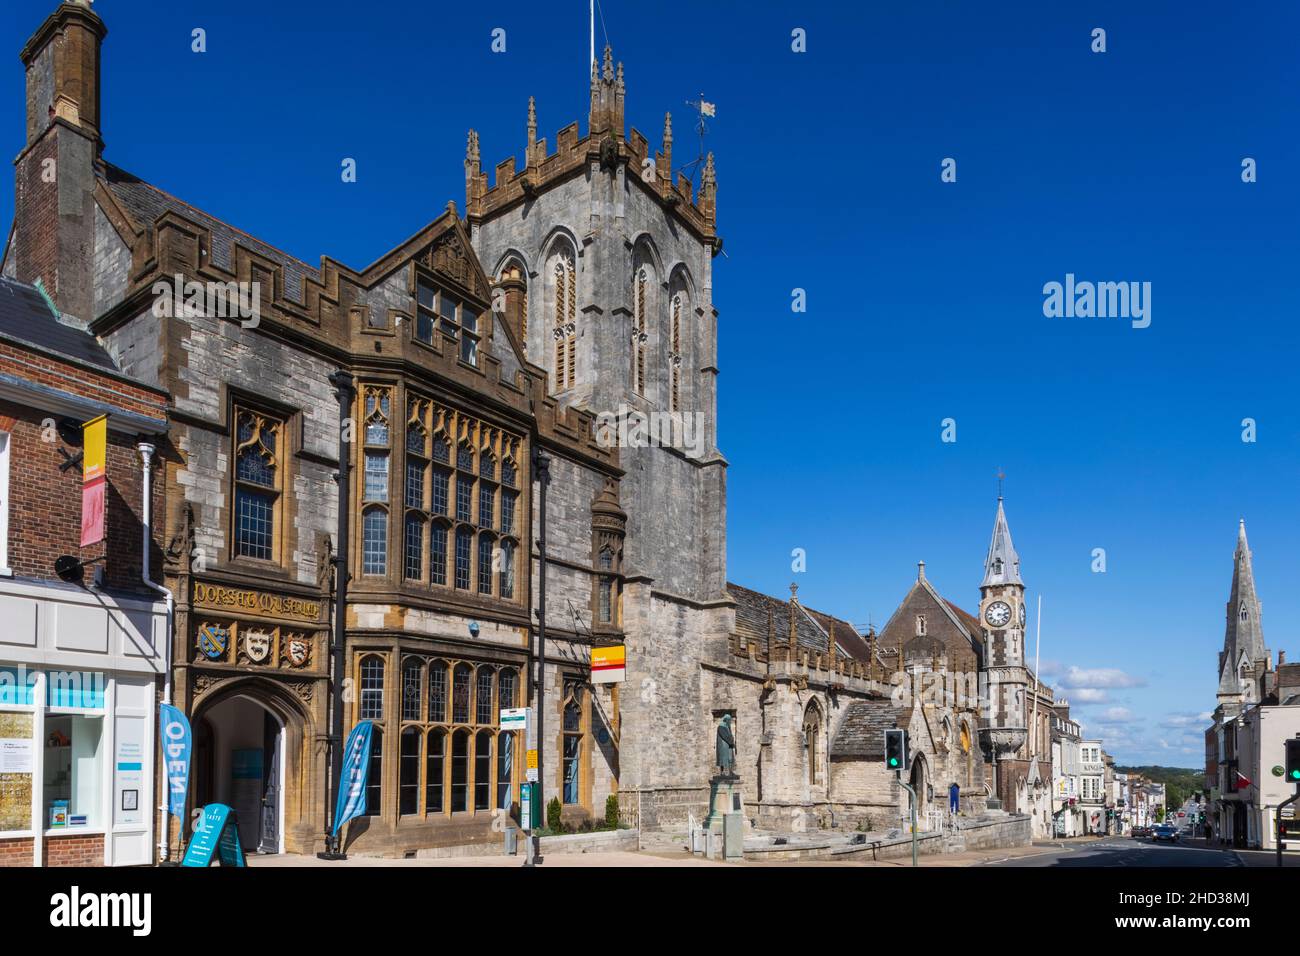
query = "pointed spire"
xmin=699 ymin=152 xmax=717 ymax=223
xmin=527 ymin=96 xmax=537 ymax=148
xmin=1219 ymin=518 xmax=1269 ymax=698
xmin=982 ymin=497 xmax=1023 ymax=587
xmin=659 ymin=112 xmax=673 ymax=183
xmin=603 ymin=44 xmax=614 ymax=82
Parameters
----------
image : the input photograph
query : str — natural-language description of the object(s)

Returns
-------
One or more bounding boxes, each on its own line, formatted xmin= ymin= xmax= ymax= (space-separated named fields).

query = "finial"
xmin=663 ymin=112 xmax=673 ymax=144
xmin=603 ymin=45 xmax=614 ymax=82
xmin=703 ymin=152 xmax=715 ymax=183
xmin=616 ymin=61 xmax=624 ymax=92
xmin=917 ymin=560 xmax=926 ymax=582
xmin=465 ymin=129 xmax=480 ymax=165
xmin=527 ymin=96 xmax=537 ymax=146
xmin=997 ymin=467 xmax=1005 ymax=500
xmin=789 ymin=582 xmax=799 ymax=600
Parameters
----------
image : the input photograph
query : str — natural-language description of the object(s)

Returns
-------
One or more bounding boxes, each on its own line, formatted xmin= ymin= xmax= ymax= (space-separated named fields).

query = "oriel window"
xmin=233 ymin=408 xmax=283 ymax=561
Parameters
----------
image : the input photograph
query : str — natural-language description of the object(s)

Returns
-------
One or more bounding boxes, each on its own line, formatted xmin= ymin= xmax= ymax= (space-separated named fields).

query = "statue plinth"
xmin=700 ymin=773 xmax=744 ymax=861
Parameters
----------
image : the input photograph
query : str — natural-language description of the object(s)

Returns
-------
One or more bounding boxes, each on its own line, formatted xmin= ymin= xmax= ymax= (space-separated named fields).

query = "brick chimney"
xmin=7 ymin=1 xmax=107 ymax=328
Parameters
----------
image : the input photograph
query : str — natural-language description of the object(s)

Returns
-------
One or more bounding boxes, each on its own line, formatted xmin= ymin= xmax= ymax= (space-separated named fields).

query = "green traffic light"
xmin=1291 ymin=769 xmax=1300 ymax=780
xmin=888 ymin=758 xmax=899 ymax=767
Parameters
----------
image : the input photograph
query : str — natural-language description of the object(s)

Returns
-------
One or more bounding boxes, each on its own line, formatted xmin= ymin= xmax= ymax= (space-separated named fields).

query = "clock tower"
xmin=978 ymin=497 xmax=1030 ymax=806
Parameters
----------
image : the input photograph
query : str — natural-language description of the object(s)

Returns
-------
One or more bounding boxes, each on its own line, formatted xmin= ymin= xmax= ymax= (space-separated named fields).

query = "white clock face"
xmin=985 ymin=601 xmax=1012 ymax=628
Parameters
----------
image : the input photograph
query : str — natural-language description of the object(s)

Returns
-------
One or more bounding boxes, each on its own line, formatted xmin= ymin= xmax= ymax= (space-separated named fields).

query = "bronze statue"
xmin=715 ymin=714 xmax=737 ymax=777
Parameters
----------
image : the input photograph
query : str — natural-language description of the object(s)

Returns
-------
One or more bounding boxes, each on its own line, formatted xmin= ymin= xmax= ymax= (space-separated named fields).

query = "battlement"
xmin=464 ymin=46 xmax=718 ymax=245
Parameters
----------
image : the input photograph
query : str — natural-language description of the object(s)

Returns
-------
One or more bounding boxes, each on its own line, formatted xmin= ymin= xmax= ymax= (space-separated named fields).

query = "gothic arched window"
xmin=670 ymin=292 xmax=683 ymax=411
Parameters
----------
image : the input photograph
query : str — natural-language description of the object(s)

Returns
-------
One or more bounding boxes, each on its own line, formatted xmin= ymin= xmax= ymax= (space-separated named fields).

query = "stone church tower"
xmin=977 ymin=498 xmax=1031 ymax=808
xmin=464 ymin=48 xmax=730 ymax=814
xmin=1216 ymin=519 xmax=1270 ymax=713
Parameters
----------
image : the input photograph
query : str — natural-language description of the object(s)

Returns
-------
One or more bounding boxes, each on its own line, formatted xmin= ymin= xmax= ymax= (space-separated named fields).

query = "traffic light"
xmin=885 ymin=729 xmax=908 ymax=772
xmin=1285 ymin=738 xmax=1300 ymax=784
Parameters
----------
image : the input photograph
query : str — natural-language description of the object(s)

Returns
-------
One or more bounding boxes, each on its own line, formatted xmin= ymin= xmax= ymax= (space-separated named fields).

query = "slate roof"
xmin=100 ymin=163 xmax=320 ymax=303
xmin=728 ymin=581 xmax=874 ymax=661
xmin=830 ymin=699 xmax=898 ymax=758
xmin=0 ymin=276 xmax=118 ymax=371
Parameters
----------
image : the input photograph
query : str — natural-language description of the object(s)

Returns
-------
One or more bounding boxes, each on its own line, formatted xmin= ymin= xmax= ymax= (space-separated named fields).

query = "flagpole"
xmin=589 ymin=0 xmax=594 ymax=72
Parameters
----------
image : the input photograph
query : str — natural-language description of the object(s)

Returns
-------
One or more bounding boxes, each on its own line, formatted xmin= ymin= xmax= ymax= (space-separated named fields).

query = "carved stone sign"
xmin=194 ymin=583 xmax=320 ymax=622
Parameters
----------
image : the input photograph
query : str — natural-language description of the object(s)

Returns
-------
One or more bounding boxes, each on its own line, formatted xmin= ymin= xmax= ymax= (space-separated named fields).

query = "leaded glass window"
xmin=476 ymin=668 xmax=494 ymax=725
xmin=402 ymin=659 xmax=422 ymax=721
xmin=478 ymin=535 xmax=493 ymax=594
xmin=428 ymin=661 xmax=448 ymax=722
xmin=362 ymin=507 xmax=387 ymax=575
xmin=430 ymin=523 xmax=448 ymax=586
xmin=455 ymin=527 xmax=472 ymax=590
xmin=452 ymin=663 xmax=472 ymax=723
xmin=233 ymin=409 xmax=281 ymax=560
xmin=474 ymin=730 xmax=492 ymax=810
xmin=426 ymin=729 xmax=445 ymax=813
xmin=360 ymin=655 xmax=385 ymax=720
xmin=399 ymin=727 xmax=420 ymax=815
xmin=404 ymin=515 xmax=423 ymax=580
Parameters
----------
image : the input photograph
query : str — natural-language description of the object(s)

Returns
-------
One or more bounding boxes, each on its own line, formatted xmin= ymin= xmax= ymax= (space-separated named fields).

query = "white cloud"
xmin=1057 ymin=666 xmax=1146 ymax=690
xmin=1066 ymin=688 xmax=1111 ymax=705
xmin=1098 ymin=706 xmax=1136 ymax=723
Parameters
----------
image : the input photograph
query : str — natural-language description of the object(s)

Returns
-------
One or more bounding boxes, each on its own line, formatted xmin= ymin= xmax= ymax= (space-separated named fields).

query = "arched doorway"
xmin=193 ymin=694 xmax=286 ymax=854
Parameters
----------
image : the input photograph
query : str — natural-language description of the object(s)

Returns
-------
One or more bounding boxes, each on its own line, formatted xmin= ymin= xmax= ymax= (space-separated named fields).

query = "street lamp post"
xmin=526 ymin=448 xmax=551 ymax=867
xmin=318 ymin=370 xmax=354 ymax=861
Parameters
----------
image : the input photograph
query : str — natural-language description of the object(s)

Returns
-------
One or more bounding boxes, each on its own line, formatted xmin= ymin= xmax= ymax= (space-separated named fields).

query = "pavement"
xmin=980 ymin=835 xmax=1242 ymax=867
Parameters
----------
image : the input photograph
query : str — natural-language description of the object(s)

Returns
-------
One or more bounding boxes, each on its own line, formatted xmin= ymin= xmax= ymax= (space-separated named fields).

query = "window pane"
xmin=235 ymin=488 xmax=275 ymax=560
xmin=430 ymin=524 xmax=447 ymax=586
xmin=404 ymin=515 xmax=423 ymax=580
xmin=458 ymin=445 xmax=475 ymax=472
xmin=426 ymin=730 xmax=445 ymax=814
xmin=478 ymin=535 xmax=493 ymax=594
xmin=428 ymin=662 xmax=447 ymax=722
xmin=365 ymin=727 xmax=383 ymax=816
xmin=499 ymin=540 xmax=515 ymax=600
xmin=364 ymin=453 xmax=389 ymax=501
xmin=42 ymin=715 xmax=103 ymax=829
xmin=360 ymin=657 xmax=385 ymax=720
xmin=478 ymin=485 xmax=494 ymax=529
xmin=500 ymin=491 xmax=515 ymax=535
xmin=456 ymin=475 xmax=472 ymax=523
xmin=476 ymin=668 xmax=494 ymax=725
xmin=415 ymin=312 xmax=433 ymax=344
xmin=439 ymin=295 xmax=457 ymax=322
xmin=455 ymin=528 xmax=472 ymax=590
xmin=431 ymin=470 xmax=449 ymax=516
xmin=452 ymin=664 xmax=471 ymax=723
xmin=362 ymin=508 xmax=387 ymax=575
xmin=501 ymin=460 xmax=516 ymax=487
xmin=599 ymin=578 xmax=612 ymax=623
xmin=563 ymin=735 xmax=580 ymax=804
xmin=479 ymin=455 xmax=495 ymax=480
xmin=460 ymin=334 xmax=477 ymax=366
xmin=418 ymin=283 xmax=435 ymax=310
xmin=400 ymin=728 xmax=420 ymax=816
xmin=366 ymin=419 xmax=389 ymax=446
xmin=405 ymin=460 xmax=424 ymax=509
xmin=497 ymin=732 xmax=514 ymax=811
xmin=407 ymin=424 xmax=426 ymax=455
xmin=451 ymin=730 xmax=468 ymax=812
xmin=498 ymin=669 xmax=516 ymax=709
xmin=402 ymin=661 xmax=422 ymax=721
xmin=431 ymin=437 xmax=450 ymax=463
xmin=474 ymin=730 xmax=492 ymax=811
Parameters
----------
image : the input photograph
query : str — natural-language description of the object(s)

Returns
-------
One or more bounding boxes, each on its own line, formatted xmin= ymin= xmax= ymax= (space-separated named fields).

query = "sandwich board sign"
xmin=181 ymin=803 xmax=246 ymax=867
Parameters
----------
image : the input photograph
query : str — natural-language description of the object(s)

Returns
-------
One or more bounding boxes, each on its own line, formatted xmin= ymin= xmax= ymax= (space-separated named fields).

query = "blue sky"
xmin=3 ymin=0 xmax=1298 ymax=766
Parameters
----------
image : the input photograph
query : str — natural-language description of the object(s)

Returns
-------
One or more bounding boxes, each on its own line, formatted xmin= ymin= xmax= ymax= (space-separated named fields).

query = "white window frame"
xmin=0 ymin=430 xmax=10 ymax=574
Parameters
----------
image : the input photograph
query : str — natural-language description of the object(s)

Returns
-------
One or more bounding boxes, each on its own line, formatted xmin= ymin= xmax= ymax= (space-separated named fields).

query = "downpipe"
xmin=138 ymin=443 xmax=175 ymax=863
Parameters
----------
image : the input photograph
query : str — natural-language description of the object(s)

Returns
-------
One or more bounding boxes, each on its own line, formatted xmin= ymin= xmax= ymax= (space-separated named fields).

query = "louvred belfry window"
xmin=553 ymin=254 xmax=576 ymax=391
xmin=670 ymin=292 xmax=683 ymax=411
xmin=633 ymin=267 xmax=648 ymax=395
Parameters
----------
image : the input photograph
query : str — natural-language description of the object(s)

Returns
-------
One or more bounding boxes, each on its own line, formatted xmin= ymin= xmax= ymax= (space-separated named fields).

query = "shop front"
xmin=0 ymin=578 xmax=165 ymax=867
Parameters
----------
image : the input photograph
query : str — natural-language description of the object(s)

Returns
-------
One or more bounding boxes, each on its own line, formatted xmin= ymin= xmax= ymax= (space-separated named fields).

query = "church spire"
xmin=1218 ymin=519 xmax=1268 ymax=699
xmin=982 ymin=497 xmax=1022 ymax=587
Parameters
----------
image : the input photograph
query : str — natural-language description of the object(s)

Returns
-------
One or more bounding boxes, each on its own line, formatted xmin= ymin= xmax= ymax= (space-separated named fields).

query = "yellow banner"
xmin=82 ymin=415 xmax=107 ymax=483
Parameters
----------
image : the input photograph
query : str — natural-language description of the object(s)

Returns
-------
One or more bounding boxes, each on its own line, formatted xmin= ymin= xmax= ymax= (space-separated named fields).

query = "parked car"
xmin=1151 ymin=824 xmax=1180 ymax=843
xmin=1130 ymin=826 xmax=1150 ymax=838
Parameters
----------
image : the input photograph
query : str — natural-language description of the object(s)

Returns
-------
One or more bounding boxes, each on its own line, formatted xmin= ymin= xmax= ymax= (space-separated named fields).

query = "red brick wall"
xmin=0 ymin=837 xmax=34 ymax=867
xmin=1 ymin=399 xmax=165 ymax=592
xmin=43 ymin=832 xmax=104 ymax=866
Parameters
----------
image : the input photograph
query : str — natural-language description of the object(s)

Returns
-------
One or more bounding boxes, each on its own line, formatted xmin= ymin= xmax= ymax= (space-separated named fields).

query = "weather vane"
xmin=680 ymin=93 xmax=715 ymax=180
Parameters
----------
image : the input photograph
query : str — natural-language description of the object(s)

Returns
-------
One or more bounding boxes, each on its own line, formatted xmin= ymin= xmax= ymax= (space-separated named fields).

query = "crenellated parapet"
xmin=464 ymin=44 xmax=718 ymax=246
